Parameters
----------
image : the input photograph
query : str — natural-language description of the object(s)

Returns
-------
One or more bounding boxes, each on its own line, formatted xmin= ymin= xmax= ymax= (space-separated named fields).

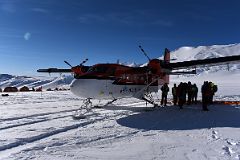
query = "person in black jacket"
xmin=192 ymin=84 xmax=198 ymax=104
xmin=161 ymin=83 xmax=169 ymax=106
xmin=187 ymin=81 xmax=193 ymax=105
xmin=201 ymin=81 xmax=211 ymax=111
xmin=172 ymin=83 xmax=177 ymax=105
xmin=177 ymin=82 xmax=187 ymax=109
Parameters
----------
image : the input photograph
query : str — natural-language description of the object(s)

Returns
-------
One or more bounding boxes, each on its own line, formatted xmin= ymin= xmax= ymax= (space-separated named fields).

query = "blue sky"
xmin=0 ymin=0 xmax=240 ymax=75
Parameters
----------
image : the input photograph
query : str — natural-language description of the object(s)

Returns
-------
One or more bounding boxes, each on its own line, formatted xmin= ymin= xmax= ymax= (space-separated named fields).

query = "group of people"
xmin=160 ymin=81 xmax=218 ymax=111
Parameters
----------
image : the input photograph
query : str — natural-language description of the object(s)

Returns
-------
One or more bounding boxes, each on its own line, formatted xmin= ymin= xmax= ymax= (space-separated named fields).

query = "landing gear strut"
xmin=142 ymin=93 xmax=158 ymax=107
xmin=82 ymin=98 xmax=93 ymax=109
xmin=72 ymin=98 xmax=93 ymax=119
xmin=94 ymin=98 xmax=118 ymax=108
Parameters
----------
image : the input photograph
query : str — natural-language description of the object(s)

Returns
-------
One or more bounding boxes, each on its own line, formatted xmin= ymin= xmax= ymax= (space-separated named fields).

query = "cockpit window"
xmin=88 ymin=66 xmax=109 ymax=73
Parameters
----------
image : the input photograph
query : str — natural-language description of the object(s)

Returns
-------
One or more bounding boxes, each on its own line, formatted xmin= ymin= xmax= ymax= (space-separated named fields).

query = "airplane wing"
xmin=37 ymin=68 xmax=72 ymax=73
xmin=164 ymin=55 xmax=240 ymax=70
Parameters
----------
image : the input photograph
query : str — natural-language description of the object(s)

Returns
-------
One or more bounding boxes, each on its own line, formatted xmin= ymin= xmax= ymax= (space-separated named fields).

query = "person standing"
xmin=187 ymin=81 xmax=193 ymax=105
xmin=177 ymin=82 xmax=187 ymax=109
xmin=172 ymin=83 xmax=178 ymax=105
xmin=201 ymin=81 xmax=211 ymax=111
xmin=209 ymin=82 xmax=218 ymax=104
xmin=192 ymin=84 xmax=198 ymax=104
xmin=161 ymin=83 xmax=169 ymax=106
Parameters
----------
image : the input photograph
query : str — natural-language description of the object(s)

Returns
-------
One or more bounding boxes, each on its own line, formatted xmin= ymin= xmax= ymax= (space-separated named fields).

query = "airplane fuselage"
xmin=70 ymin=78 xmax=158 ymax=99
xmin=69 ymin=62 xmax=166 ymax=99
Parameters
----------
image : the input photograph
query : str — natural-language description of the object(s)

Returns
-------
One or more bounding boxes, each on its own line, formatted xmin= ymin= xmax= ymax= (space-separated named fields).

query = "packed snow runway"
xmin=0 ymin=91 xmax=240 ymax=160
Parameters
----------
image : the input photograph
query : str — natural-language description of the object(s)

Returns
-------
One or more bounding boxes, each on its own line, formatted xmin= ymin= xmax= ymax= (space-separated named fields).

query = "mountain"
xmin=170 ymin=44 xmax=240 ymax=61
xmin=167 ymin=43 xmax=240 ymax=74
xmin=0 ymin=74 xmax=74 ymax=90
xmin=0 ymin=43 xmax=239 ymax=90
xmin=120 ymin=62 xmax=142 ymax=67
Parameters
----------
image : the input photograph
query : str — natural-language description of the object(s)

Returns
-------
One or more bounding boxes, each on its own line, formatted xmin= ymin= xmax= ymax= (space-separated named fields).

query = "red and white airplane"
xmin=38 ymin=46 xmax=240 ymax=106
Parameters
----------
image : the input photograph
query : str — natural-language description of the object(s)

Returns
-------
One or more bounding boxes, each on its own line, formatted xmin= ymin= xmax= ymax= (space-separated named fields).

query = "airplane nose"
xmin=69 ymin=79 xmax=99 ymax=99
xmin=70 ymin=79 xmax=89 ymax=97
xmin=70 ymin=79 xmax=79 ymax=95
xmin=70 ymin=80 xmax=75 ymax=88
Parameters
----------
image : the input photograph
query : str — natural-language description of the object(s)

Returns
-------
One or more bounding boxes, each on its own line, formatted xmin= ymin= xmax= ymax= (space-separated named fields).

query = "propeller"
xmin=64 ymin=60 xmax=73 ymax=68
xmin=80 ymin=58 xmax=88 ymax=66
xmin=139 ymin=45 xmax=151 ymax=61
xmin=64 ymin=58 xmax=89 ymax=68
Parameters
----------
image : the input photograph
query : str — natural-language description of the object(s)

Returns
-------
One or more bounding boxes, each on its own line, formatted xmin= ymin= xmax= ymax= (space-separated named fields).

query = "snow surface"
xmin=0 ymin=87 xmax=240 ymax=159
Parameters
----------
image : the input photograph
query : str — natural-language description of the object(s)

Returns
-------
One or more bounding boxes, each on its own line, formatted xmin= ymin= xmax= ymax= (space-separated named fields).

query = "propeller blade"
xmin=139 ymin=45 xmax=150 ymax=61
xmin=64 ymin=60 xmax=73 ymax=68
xmin=80 ymin=58 xmax=89 ymax=66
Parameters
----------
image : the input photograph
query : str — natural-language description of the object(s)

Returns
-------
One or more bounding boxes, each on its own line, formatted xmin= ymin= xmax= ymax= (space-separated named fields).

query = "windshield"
xmin=88 ymin=66 xmax=109 ymax=73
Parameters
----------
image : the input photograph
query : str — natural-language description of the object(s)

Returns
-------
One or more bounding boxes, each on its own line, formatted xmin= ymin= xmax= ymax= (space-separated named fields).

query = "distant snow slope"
xmin=0 ymin=74 xmax=73 ymax=90
xmin=0 ymin=43 xmax=240 ymax=90
xmin=170 ymin=44 xmax=240 ymax=61
xmin=169 ymin=43 xmax=240 ymax=74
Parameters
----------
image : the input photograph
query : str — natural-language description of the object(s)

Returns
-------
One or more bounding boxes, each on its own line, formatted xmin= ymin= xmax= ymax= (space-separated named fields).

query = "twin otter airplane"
xmin=38 ymin=46 xmax=240 ymax=106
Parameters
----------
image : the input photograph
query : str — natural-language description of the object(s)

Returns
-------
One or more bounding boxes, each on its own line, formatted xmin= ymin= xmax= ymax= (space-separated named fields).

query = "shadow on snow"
xmin=116 ymin=104 xmax=240 ymax=131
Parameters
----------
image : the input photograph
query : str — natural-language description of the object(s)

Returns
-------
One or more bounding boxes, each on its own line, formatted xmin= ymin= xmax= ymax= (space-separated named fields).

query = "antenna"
xmin=139 ymin=45 xmax=151 ymax=61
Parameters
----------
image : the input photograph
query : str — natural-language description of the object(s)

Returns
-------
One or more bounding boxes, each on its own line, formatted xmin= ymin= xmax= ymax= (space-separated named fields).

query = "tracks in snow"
xmin=0 ymin=117 xmax=97 ymax=151
xmin=0 ymin=108 xmax=79 ymax=121
xmin=0 ymin=108 xmax=81 ymax=130
xmin=209 ymin=128 xmax=240 ymax=158
xmin=0 ymin=100 xmax=146 ymax=131
xmin=0 ymin=114 xmax=70 ymax=130
xmin=0 ymin=105 xmax=138 ymax=154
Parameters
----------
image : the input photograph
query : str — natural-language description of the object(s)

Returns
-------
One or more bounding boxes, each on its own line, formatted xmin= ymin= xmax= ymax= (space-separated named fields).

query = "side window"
xmin=133 ymin=75 xmax=137 ymax=81
xmin=108 ymin=67 xmax=116 ymax=76
xmin=88 ymin=67 xmax=94 ymax=73
xmin=122 ymin=74 xmax=126 ymax=80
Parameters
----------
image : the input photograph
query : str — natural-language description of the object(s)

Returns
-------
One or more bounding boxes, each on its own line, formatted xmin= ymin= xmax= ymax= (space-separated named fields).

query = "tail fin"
xmin=163 ymin=48 xmax=170 ymax=83
xmin=164 ymin=48 xmax=170 ymax=64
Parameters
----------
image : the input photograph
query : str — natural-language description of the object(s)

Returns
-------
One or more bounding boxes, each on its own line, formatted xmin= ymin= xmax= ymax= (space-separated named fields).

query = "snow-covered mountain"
xmin=171 ymin=44 xmax=240 ymax=61
xmin=0 ymin=43 xmax=239 ymax=90
xmin=121 ymin=62 xmax=142 ymax=67
xmin=167 ymin=43 xmax=240 ymax=74
xmin=0 ymin=74 xmax=74 ymax=90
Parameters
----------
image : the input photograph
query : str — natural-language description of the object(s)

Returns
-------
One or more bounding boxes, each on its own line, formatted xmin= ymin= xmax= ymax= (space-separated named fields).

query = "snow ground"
xmin=0 ymin=90 xmax=240 ymax=160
